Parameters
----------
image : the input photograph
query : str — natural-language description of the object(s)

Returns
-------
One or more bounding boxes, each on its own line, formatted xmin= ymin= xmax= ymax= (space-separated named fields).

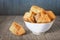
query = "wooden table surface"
xmin=0 ymin=16 xmax=60 ymax=40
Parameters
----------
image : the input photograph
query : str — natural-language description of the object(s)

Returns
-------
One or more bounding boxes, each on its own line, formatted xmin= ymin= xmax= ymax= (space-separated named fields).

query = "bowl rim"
xmin=24 ymin=19 xmax=55 ymax=24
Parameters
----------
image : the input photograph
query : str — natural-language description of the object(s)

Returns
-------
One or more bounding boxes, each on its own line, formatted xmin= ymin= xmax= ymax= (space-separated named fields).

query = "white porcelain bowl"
xmin=24 ymin=20 xmax=55 ymax=35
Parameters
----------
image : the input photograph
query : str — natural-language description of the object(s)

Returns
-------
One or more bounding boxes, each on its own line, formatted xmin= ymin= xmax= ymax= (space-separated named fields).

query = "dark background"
xmin=0 ymin=0 xmax=60 ymax=15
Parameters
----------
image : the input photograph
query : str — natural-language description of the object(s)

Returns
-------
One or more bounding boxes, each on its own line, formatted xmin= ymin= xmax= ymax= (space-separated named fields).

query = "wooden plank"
xmin=0 ymin=16 xmax=60 ymax=40
xmin=45 ymin=16 xmax=60 ymax=40
xmin=14 ymin=16 xmax=47 ymax=40
xmin=0 ymin=16 xmax=16 ymax=40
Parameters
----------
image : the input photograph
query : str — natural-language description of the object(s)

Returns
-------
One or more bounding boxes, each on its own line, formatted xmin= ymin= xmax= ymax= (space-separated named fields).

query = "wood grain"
xmin=0 ymin=16 xmax=60 ymax=40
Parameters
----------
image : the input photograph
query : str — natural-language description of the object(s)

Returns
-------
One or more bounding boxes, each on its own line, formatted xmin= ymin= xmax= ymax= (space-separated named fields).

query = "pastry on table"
xmin=9 ymin=22 xmax=25 ymax=35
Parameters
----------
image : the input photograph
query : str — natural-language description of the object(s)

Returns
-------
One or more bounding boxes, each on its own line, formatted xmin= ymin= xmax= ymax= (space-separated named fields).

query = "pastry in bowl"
xmin=23 ymin=5 xmax=56 ymax=35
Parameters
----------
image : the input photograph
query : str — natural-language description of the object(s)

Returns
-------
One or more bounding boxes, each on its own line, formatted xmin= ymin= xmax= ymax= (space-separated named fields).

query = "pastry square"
xmin=46 ymin=11 xmax=56 ymax=20
xmin=9 ymin=22 xmax=25 ymax=35
xmin=23 ymin=12 xmax=35 ymax=23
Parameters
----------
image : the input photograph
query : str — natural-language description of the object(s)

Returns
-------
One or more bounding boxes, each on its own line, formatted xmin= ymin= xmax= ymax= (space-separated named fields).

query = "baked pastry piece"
xmin=30 ymin=5 xmax=41 ymax=14
xmin=35 ymin=12 xmax=43 ymax=22
xmin=41 ymin=14 xmax=51 ymax=23
xmin=46 ymin=11 xmax=56 ymax=20
xmin=35 ymin=13 xmax=51 ymax=23
xmin=23 ymin=12 xmax=35 ymax=23
xmin=23 ymin=5 xmax=56 ymax=23
xmin=30 ymin=5 xmax=46 ymax=14
xmin=23 ymin=12 xmax=30 ymax=22
xmin=9 ymin=22 xmax=25 ymax=35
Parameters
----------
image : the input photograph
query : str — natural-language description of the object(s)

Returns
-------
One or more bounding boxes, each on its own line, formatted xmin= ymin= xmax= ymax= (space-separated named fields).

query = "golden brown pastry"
xmin=23 ymin=12 xmax=30 ymax=22
xmin=30 ymin=5 xmax=41 ymax=14
xmin=30 ymin=5 xmax=46 ymax=14
xmin=34 ymin=13 xmax=41 ymax=22
xmin=9 ymin=22 xmax=25 ymax=35
xmin=34 ymin=9 xmax=46 ymax=22
xmin=41 ymin=14 xmax=51 ymax=23
xmin=23 ymin=12 xmax=35 ymax=23
xmin=35 ymin=12 xmax=51 ymax=23
xmin=23 ymin=5 xmax=56 ymax=23
xmin=46 ymin=11 xmax=56 ymax=20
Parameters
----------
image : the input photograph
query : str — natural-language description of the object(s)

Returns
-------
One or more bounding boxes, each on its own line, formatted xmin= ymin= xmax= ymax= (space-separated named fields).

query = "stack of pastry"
xmin=23 ymin=5 xmax=56 ymax=23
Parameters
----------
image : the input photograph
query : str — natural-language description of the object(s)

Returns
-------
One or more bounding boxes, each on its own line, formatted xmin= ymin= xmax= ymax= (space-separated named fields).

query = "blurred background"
xmin=0 ymin=0 xmax=60 ymax=15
